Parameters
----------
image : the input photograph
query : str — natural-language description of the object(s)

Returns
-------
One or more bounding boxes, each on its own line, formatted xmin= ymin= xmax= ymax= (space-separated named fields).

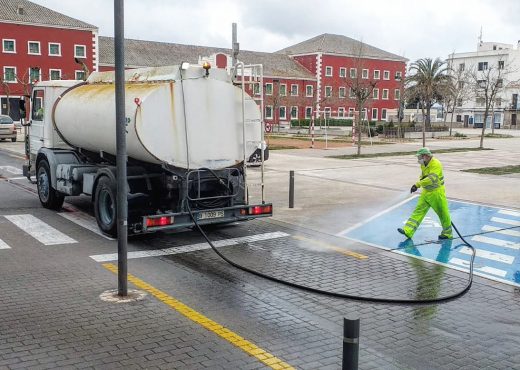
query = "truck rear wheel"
xmin=94 ymin=176 xmax=117 ymax=237
xmin=37 ymin=160 xmax=64 ymax=210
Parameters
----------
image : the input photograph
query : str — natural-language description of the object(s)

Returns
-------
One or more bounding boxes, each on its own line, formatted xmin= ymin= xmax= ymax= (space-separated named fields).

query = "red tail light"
xmin=248 ymin=205 xmax=272 ymax=215
xmin=146 ymin=216 xmax=174 ymax=228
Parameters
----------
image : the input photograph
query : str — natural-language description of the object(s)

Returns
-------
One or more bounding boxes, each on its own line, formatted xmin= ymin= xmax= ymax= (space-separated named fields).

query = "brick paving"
xmin=0 ymin=178 xmax=519 ymax=369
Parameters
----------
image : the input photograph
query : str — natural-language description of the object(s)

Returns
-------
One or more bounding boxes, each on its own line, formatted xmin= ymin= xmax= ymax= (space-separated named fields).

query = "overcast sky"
xmin=34 ymin=0 xmax=519 ymax=62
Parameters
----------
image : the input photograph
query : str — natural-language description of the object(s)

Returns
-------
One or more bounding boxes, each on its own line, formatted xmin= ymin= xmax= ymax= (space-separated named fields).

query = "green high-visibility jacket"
xmin=415 ymin=157 xmax=445 ymax=192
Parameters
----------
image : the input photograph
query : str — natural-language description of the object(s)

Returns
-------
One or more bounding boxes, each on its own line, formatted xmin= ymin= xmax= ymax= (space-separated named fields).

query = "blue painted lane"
xmin=340 ymin=196 xmax=520 ymax=286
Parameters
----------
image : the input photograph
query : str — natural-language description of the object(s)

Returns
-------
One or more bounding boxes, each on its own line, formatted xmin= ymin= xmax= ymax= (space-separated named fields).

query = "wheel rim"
xmin=37 ymin=167 xmax=50 ymax=202
xmin=251 ymin=153 xmax=261 ymax=162
xmin=99 ymin=189 xmax=115 ymax=226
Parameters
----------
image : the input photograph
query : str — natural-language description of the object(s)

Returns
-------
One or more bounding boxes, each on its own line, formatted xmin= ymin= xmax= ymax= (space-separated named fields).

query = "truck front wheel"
xmin=37 ymin=160 xmax=64 ymax=210
xmin=94 ymin=176 xmax=117 ymax=237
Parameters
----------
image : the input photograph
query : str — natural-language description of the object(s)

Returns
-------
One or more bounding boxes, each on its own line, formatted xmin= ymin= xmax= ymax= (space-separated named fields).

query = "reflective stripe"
xmin=407 ymin=218 xmax=420 ymax=226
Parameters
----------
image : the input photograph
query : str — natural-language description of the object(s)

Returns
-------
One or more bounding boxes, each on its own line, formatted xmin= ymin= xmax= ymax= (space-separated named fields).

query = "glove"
xmin=410 ymin=184 xmax=418 ymax=193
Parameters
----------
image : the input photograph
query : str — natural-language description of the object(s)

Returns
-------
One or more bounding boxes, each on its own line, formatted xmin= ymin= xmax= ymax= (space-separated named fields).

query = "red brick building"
xmin=0 ymin=0 xmax=97 ymax=120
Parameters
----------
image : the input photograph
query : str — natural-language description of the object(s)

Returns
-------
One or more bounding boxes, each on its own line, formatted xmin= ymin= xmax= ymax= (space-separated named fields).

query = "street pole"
xmin=114 ymin=0 xmax=128 ymax=297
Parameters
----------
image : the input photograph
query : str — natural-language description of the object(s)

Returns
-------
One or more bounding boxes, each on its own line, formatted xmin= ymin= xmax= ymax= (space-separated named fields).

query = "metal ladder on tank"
xmin=232 ymin=63 xmax=266 ymax=205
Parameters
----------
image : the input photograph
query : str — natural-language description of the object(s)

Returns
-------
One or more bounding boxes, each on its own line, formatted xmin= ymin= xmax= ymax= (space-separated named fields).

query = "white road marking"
xmin=498 ymin=209 xmax=520 ymax=218
xmin=90 ymin=231 xmax=290 ymax=262
xmin=449 ymin=258 xmax=507 ymax=278
xmin=6 ymin=176 xmax=28 ymax=180
xmin=0 ymin=166 xmax=22 ymax=175
xmin=59 ymin=211 xmax=115 ymax=240
xmin=0 ymin=239 xmax=11 ymax=249
xmin=491 ymin=217 xmax=520 ymax=227
xmin=471 ymin=235 xmax=520 ymax=250
xmin=4 ymin=214 xmax=77 ymax=246
xmin=458 ymin=246 xmax=514 ymax=264
xmin=481 ymin=225 xmax=520 ymax=238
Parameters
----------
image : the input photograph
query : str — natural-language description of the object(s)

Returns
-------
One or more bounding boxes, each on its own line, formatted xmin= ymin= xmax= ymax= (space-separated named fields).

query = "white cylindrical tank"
xmin=53 ymin=65 xmax=261 ymax=169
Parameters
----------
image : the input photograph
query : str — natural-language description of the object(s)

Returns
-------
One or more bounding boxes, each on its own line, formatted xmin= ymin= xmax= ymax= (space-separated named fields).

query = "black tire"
xmin=37 ymin=160 xmax=64 ymax=210
xmin=94 ymin=176 xmax=117 ymax=237
xmin=11 ymin=137 xmax=17 ymax=142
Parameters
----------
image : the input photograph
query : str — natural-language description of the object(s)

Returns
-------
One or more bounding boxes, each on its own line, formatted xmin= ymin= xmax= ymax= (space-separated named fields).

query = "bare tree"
xmin=467 ymin=59 xmax=510 ymax=148
xmin=0 ymin=76 xmax=11 ymax=116
xmin=444 ymin=59 xmax=472 ymax=135
xmin=345 ymin=42 xmax=377 ymax=155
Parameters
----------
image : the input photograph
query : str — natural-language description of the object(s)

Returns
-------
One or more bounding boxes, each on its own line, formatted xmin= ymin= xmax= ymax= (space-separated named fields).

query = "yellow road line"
xmin=293 ymin=235 xmax=369 ymax=260
xmin=102 ymin=263 xmax=294 ymax=370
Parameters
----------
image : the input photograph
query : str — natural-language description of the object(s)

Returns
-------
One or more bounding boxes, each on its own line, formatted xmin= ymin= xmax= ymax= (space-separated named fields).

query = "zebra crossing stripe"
xmin=471 ymin=235 xmax=520 ymax=250
xmin=0 ymin=239 xmax=11 ymax=249
xmin=498 ymin=209 xmax=520 ymax=218
xmin=4 ymin=214 xmax=77 ymax=246
xmin=490 ymin=217 xmax=520 ymax=227
xmin=58 ymin=212 xmax=115 ymax=241
xmin=449 ymin=257 xmax=507 ymax=278
xmin=90 ymin=231 xmax=290 ymax=262
xmin=481 ymin=225 xmax=520 ymax=238
xmin=458 ymin=246 xmax=514 ymax=264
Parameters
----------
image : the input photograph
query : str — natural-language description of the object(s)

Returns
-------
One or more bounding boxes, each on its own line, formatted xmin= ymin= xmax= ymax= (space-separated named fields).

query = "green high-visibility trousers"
xmin=403 ymin=189 xmax=452 ymax=239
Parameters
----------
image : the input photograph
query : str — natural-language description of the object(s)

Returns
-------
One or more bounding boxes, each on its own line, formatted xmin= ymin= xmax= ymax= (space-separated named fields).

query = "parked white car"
xmin=0 ymin=115 xmax=17 ymax=142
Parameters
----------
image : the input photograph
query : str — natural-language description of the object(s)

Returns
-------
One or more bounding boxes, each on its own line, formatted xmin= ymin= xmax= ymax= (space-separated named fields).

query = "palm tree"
xmin=406 ymin=58 xmax=453 ymax=146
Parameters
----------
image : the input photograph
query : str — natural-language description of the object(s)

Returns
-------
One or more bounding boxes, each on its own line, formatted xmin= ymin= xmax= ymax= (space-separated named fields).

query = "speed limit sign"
xmin=265 ymin=122 xmax=272 ymax=132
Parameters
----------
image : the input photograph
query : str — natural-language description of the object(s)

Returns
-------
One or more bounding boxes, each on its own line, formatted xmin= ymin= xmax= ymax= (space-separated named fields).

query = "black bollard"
xmin=289 ymin=170 xmax=294 ymax=208
xmin=342 ymin=317 xmax=359 ymax=370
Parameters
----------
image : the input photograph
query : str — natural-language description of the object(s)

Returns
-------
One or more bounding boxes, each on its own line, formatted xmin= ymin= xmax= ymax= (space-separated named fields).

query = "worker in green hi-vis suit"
xmin=398 ymin=147 xmax=453 ymax=240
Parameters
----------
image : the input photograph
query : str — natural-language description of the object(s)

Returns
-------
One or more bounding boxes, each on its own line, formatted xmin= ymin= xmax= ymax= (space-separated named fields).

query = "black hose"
xmin=187 ymin=200 xmax=476 ymax=304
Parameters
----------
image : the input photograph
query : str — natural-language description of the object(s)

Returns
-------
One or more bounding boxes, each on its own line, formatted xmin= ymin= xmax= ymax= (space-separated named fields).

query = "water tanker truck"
xmin=22 ymin=64 xmax=271 ymax=236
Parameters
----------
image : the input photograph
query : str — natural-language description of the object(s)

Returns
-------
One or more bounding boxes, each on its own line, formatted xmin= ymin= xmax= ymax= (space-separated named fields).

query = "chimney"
xmin=17 ymin=5 xmax=24 ymax=15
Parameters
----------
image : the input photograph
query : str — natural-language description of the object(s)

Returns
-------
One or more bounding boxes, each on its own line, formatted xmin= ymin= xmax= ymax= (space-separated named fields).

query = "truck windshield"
xmin=32 ymin=90 xmax=44 ymax=121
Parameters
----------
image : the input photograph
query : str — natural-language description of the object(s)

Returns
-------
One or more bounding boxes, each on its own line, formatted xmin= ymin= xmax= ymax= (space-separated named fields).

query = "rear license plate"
xmin=198 ymin=210 xmax=224 ymax=220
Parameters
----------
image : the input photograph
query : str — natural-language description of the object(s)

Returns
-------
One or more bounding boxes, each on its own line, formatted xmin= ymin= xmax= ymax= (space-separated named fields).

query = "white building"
xmin=447 ymin=41 xmax=520 ymax=129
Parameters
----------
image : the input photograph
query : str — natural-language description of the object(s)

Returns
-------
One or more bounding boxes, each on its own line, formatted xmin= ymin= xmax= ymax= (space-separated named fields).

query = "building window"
xmin=478 ymin=62 xmax=488 ymax=71
xmin=495 ymin=98 xmax=502 ymax=107
xmin=349 ymin=88 xmax=355 ymax=98
xmin=381 ymin=108 xmax=388 ymax=120
xmin=373 ymin=70 xmax=380 ymax=79
xmin=456 ymin=114 xmax=462 ymax=122
xmin=394 ymin=89 xmax=401 ymax=100
xmin=279 ymin=84 xmax=287 ymax=96
xmin=3 ymin=67 xmax=16 ymax=82
xmin=371 ymin=108 xmax=378 ymax=120
xmin=395 ymin=71 xmax=402 ymax=80
xmin=305 ymin=107 xmax=312 ymax=118
xmin=476 ymin=97 xmax=485 ymax=106
xmin=498 ymin=60 xmax=505 ymax=70
xmin=361 ymin=109 xmax=367 ymax=120
xmin=306 ymin=85 xmax=313 ymax=97
xmin=373 ymin=88 xmax=379 ymax=99
xmin=75 ymin=70 xmax=86 ymax=80
xmin=382 ymin=89 xmax=389 ymax=100
xmin=325 ymin=86 xmax=332 ymax=97
xmin=265 ymin=83 xmax=273 ymax=95
xmin=279 ymin=106 xmax=287 ymax=120
xmin=325 ymin=66 xmax=333 ymax=77
xmin=349 ymin=68 xmax=357 ymax=78
xmin=74 ymin=45 xmax=86 ymax=58
xmin=383 ymin=70 xmax=390 ymax=80
xmin=50 ymin=69 xmax=61 ymax=80
xmin=28 ymin=41 xmax=40 ymax=55
xmin=290 ymin=84 xmax=298 ymax=96
xmin=49 ymin=43 xmax=61 ymax=56
xmin=348 ymin=108 xmax=355 ymax=117
xmin=290 ymin=106 xmax=298 ymax=119
xmin=458 ymin=81 xmax=464 ymax=89
xmin=459 ymin=63 xmax=465 ymax=71
xmin=362 ymin=69 xmax=369 ymax=79
xmin=477 ymin=80 xmax=486 ymax=88
xmin=338 ymin=107 xmax=345 ymax=117
xmin=29 ymin=67 xmax=41 ymax=82
xmin=265 ymin=105 xmax=273 ymax=119
xmin=2 ymin=39 xmax=16 ymax=53
xmin=339 ymin=87 xmax=346 ymax=98
xmin=324 ymin=107 xmax=331 ymax=118
xmin=496 ymin=79 xmax=503 ymax=88
xmin=253 ymin=83 xmax=260 ymax=95
xmin=457 ymin=98 xmax=463 ymax=107
xmin=339 ymin=67 xmax=346 ymax=78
